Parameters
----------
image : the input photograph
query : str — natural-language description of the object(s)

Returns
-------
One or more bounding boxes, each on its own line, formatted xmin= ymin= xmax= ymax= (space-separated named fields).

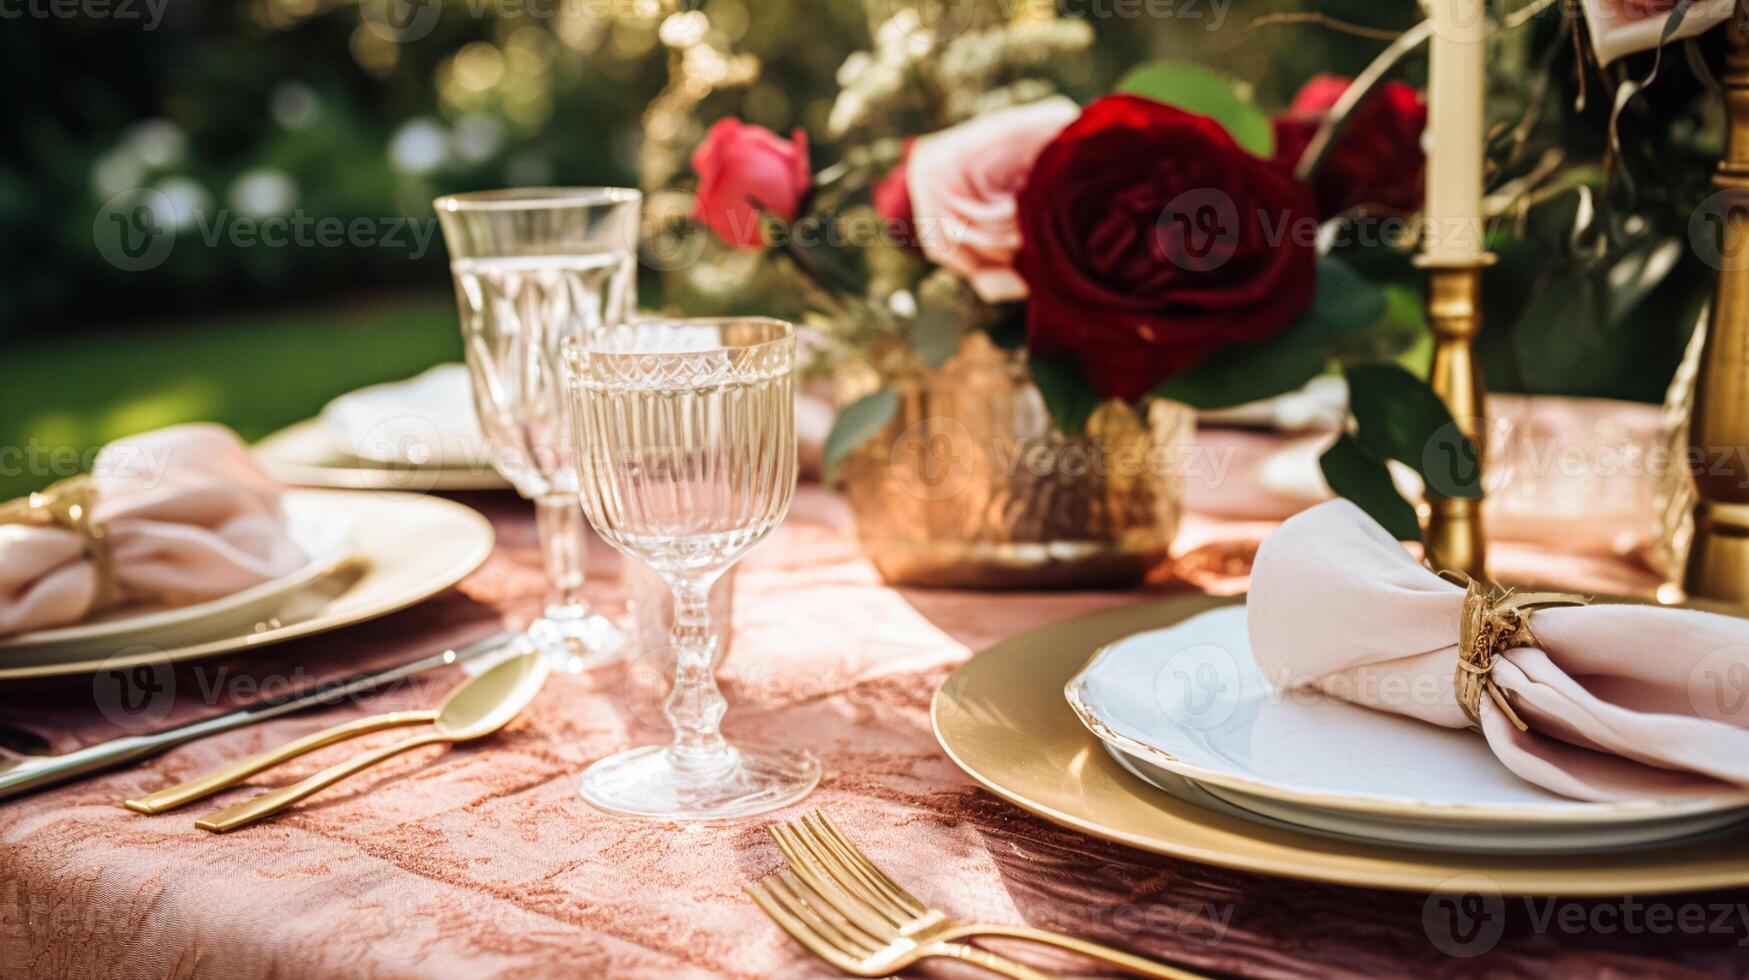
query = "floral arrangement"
xmin=663 ymin=9 xmax=1501 ymax=539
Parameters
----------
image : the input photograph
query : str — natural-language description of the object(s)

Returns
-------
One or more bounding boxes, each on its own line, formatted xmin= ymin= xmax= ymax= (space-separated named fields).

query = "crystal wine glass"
xmin=561 ymin=317 xmax=819 ymax=819
xmin=433 ymin=188 xmax=637 ymax=670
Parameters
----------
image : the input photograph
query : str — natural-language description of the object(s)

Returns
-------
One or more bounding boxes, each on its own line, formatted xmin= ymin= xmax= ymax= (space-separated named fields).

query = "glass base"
xmin=578 ymin=744 xmax=820 ymax=820
xmin=528 ymin=605 xmax=626 ymax=674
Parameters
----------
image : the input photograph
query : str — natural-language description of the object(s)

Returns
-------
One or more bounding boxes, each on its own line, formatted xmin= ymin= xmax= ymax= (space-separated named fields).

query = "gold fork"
xmin=747 ymin=867 xmax=1051 ymax=978
xmin=764 ymin=812 xmax=1206 ymax=980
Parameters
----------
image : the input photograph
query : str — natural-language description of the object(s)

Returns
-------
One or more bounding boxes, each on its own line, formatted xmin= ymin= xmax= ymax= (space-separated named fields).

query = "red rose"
xmin=871 ymin=142 xmax=915 ymax=249
xmin=1015 ymin=94 xmax=1319 ymax=402
xmin=1273 ymin=75 xmax=1427 ymax=218
xmin=690 ymin=119 xmax=812 ymax=248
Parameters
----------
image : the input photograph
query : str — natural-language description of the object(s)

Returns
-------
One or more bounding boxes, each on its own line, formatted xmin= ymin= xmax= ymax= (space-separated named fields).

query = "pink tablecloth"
xmin=2 ymin=485 xmax=1743 ymax=978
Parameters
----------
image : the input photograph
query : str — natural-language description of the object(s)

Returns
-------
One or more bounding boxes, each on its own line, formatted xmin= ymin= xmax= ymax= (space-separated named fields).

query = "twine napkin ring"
xmin=1438 ymin=571 xmax=1589 ymax=732
xmin=0 ymin=475 xmax=118 ymax=606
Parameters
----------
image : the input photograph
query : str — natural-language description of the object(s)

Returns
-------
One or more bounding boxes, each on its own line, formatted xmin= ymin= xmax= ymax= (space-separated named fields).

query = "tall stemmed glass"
xmin=562 ymin=318 xmax=820 ymax=819
xmin=434 ymin=188 xmax=637 ymax=669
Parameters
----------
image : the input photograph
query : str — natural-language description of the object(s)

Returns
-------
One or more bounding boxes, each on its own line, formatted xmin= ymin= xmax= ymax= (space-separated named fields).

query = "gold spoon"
xmin=193 ymin=651 xmax=548 ymax=833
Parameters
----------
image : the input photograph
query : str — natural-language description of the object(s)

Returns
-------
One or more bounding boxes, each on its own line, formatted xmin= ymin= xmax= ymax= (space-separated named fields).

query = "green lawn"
xmin=0 ymin=292 xmax=462 ymax=500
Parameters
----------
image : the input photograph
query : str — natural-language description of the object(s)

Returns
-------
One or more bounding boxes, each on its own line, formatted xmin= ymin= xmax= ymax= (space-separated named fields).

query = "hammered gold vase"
xmin=840 ymin=333 xmax=1193 ymax=590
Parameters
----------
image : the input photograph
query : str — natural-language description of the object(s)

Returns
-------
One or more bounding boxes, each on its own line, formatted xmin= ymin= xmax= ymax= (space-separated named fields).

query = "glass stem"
xmin=535 ymin=495 xmax=590 ymax=617
xmin=665 ymin=574 xmax=730 ymax=768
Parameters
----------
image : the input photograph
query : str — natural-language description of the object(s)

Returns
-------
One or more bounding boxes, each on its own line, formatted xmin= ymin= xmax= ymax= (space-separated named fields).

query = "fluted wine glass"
xmin=561 ymin=317 xmax=819 ymax=820
xmin=434 ymin=188 xmax=637 ymax=671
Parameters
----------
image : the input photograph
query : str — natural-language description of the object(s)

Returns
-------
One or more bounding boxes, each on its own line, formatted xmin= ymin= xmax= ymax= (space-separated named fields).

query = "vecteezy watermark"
xmin=0 ymin=0 xmax=169 ymax=29
xmin=1149 ymin=192 xmax=1487 ymax=273
xmin=0 ymin=438 xmax=174 ymax=485
xmin=1423 ymin=874 xmax=1749 ymax=958
xmin=867 ymin=0 xmax=1233 ymax=34
xmin=90 ymin=648 xmax=456 ymax=732
xmin=885 ymin=416 xmax=1236 ymax=503
xmin=94 ymin=189 xmax=438 ymax=272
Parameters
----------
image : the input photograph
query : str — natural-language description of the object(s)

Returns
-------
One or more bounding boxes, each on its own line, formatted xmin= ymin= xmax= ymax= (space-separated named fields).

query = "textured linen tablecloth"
xmin=3 ymin=479 xmax=1747 ymax=979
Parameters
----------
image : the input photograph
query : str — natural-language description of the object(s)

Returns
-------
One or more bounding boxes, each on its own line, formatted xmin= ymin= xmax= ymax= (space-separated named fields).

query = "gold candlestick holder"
xmin=1415 ymin=255 xmax=1494 ymax=580
xmin=1685 ymin=0 xmax=1749 ymax=604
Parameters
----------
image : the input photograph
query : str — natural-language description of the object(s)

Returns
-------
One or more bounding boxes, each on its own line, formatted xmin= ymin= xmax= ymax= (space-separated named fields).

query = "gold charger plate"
xmin=931 ymin=593 xmax=1749 ymax=895
xmin=0 ymin=489 xmax=495 ymax=681
xmin=255 ymin=418 xmax=512 ymax=492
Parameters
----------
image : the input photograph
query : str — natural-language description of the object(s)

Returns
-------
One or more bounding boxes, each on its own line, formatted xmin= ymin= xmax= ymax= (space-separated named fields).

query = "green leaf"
xmin=823 ymin=388 xmax=899 ymax=468
xmin=1345 ymin=363 xmax=1481 ymax=499
xmin=1150 ymin=257 xmax=1387 ymax=410
xmin=1029 ymin=354 xmax=1102 ymax=436
xmin=1114 ymin=61 xmax=1273 ymax=157
xmin=1319 ymin=435 xmax=1422 ymax=542
xmin=912 ymin=303 xmax=963 ymax=369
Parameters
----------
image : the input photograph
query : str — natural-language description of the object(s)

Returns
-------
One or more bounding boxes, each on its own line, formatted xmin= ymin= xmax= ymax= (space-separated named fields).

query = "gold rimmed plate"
xmin=0 ymin=489 xmax=494 ymax=681
xmin=931 ymin=594 xmax=1749 ymax=895
xmin=255 ymin=419 xmax=511 ymax=492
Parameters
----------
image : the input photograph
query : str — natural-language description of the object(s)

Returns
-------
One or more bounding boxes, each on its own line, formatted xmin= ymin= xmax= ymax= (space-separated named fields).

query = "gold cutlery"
xmin=125 ymin=708 xmax=438 ymax=814
xmin=748 ymin=867 xmax=1051 ymax=979
xmin=191 ymin=650 xmax=548 ymax=832
xmin=752 ymin=812 xmax=1205 ymax=980
xmin=3 ymin=631 xmax=517 ymax=804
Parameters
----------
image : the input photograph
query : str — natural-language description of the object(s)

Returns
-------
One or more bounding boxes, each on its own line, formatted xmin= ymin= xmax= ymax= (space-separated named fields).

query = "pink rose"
xmin=690 ymin=118 xmax=812 ymax=249
xmin=1580 ymin=0 xmax=1730 ymax=66
xmin=906 ymin=96 xmax=1080 ymax=303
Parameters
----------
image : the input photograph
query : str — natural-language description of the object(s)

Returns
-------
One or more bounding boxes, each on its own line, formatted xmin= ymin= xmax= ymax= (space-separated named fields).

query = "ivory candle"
xmin=1423 ymin=0 xmax=1488 ymax=263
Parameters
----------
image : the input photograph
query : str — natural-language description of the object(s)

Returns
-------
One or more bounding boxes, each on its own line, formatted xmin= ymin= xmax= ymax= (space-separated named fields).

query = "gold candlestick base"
xmin=1416 ymin=255 xmax=1493 ymax=580
xmin=1683 ymin=0 xmax=1749 ymax=604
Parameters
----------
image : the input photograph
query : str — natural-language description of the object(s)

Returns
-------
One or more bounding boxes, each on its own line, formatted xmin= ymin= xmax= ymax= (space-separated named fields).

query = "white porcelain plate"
xmin=1065 ymin=606 xmax=1749 ymax=850
xmin=0 ymin=497 xmax=354 ymax=659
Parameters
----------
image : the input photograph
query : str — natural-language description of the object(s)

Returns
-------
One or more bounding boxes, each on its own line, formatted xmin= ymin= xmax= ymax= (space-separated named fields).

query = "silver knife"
xmin=0 ymin=630 xmax=519 ymax=802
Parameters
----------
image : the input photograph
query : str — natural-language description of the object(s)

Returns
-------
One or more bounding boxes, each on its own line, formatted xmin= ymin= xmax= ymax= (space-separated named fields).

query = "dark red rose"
xmin=690 ymin=118 xmax=811 ymax=248
xmin=1014 ymin=94 xmax=1319 ymax=402
xmin=1273 ymin=75 xmax=1427 ymax=218
xmin=872 ymin=140 xmax=916 ymax=249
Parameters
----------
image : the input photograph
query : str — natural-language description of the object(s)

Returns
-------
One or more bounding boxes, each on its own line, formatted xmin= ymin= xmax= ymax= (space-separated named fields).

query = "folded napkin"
xmin=0 ymin=424 xmax=308 ymax=637
xmin=320 ymin=364 xmax=487 ymax=469
xmin=1248 ymin=500 xmax=1749 ymax=802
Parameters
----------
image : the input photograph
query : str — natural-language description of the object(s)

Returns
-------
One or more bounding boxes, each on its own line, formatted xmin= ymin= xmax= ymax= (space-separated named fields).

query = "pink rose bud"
xmin=690 ymin=118 xmax=812 ymax=249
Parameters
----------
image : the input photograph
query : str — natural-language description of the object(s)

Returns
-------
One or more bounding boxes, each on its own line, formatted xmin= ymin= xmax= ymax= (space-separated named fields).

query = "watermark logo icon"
xmin=360 ymin=0 xmax=441 ymax=43
xmin=94 ymin=189 xmax=176 ymax=272
xmin=1689 ymin=645 xmax=1749 ymax=725
xmin=1150 ymin=642 xmax=1241 ymax=730
xmin=1156 ymin=188 xmax=1239 ymax=273
xmin=1422 ymin=874 xmax=1505 ymax=958
xmin=1691 ymin=189 xmax=1749 ymax=272
xmin=890 ymin=416 xmax=975 ymax=501
xmin=92 ymin=646 xmax=176 ymax=730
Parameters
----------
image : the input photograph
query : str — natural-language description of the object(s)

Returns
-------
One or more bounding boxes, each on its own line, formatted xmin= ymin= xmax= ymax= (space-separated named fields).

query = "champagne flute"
xmin=561 ymin=318 xmax=819 ymax=819
xmin=433 ymin=188 xmax=638 ymax=670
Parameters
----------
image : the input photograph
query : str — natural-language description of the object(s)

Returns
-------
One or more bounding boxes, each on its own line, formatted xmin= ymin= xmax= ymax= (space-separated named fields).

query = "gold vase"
xmin=839 ymin=333 xmax=1193 ymax=590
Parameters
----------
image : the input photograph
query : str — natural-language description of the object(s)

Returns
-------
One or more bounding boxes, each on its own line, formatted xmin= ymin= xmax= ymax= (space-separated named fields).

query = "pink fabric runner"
xmin=2 ymin=483 xmax=1742 ymax=977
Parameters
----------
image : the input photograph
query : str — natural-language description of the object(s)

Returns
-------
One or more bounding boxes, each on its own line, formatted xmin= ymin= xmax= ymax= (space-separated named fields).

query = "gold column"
xmin=1686 ymin=0 xmax=1749 ymax=603
xmin=1418 ymin=258 xmax=1491 ymax=580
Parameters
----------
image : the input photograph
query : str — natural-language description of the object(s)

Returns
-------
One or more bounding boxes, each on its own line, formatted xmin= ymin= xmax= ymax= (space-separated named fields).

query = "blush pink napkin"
xmin=1248 ymin=499 xmax=1749 ymax=802
xmin=0 ymin=423 xmax=308 ymax=637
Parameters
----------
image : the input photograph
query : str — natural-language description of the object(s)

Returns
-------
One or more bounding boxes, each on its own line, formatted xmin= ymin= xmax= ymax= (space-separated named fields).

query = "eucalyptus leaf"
xmin=1345 ymin=363 xmax=1481 ymax=499
xmin=1319 ymin=434 xmax=1422 ymax=542
xmin=1029 ymin=354 xmax=1101 ymax=436
xmin=823 ymin=387 xmax=899 ymax=468
xmin=912 ymin=304 xmax=963 ymax=369
xmin=1114 ymin=61 xmax=1273 ymax=157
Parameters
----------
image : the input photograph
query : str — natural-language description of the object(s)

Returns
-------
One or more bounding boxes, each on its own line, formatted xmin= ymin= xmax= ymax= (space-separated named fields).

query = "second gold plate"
xmin=931 ymin=593 xmax=1749 ymax=895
